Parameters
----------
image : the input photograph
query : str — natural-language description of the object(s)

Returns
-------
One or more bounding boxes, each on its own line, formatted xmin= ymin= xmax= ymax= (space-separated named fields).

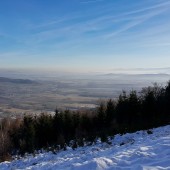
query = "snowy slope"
xmin=0 ymin=125 xmax=170 ymax=170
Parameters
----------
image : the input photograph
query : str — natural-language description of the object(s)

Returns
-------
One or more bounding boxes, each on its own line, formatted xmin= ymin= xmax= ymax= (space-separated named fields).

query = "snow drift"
xmin=0 ymin=125 xmax=170 ymax=170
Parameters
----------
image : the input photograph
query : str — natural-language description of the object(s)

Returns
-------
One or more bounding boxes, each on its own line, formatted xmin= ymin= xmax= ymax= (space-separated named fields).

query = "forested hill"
xmin=0 ymin=77 xmax=36 ymax=84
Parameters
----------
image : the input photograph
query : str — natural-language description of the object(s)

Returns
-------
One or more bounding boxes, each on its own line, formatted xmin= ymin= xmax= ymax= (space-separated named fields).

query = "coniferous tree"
xmin=106 ymin=99 xmax=115 ymax=126
xmin=127 ymin=90 xmax=141 ymax=131
xmin=164 ymin=81 xmax=170 ymax=123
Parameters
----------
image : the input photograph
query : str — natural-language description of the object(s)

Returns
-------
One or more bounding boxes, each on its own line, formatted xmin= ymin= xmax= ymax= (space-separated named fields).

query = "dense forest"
xmin=0 ymin=81 xmax=170 ymax=162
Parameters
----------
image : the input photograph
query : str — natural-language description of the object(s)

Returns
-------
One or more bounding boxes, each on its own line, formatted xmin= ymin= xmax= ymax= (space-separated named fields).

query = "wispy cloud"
xmin=104 ymin=2 xmax=170 ymax=38
xmin=24 ymin=0 xmax=170 ymax=45
xmin=80 ymin=0 xmax=107 ymax=3
xmin=1 ymin=0 xmax=170 ymax=70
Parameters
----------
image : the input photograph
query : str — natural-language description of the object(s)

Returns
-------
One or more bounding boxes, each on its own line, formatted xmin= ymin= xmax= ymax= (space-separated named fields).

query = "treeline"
xmin=0 ymin=82 xmax=170 ymax=161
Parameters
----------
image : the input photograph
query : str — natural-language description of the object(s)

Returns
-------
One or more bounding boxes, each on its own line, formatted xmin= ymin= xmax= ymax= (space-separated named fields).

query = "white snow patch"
xmin=0 ymin=125 xmax=170 ymax=170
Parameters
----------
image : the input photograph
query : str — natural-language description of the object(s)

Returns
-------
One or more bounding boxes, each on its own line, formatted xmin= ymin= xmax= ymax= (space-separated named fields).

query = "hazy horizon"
xmin=1 ymin=67 xmax=170 ymax=76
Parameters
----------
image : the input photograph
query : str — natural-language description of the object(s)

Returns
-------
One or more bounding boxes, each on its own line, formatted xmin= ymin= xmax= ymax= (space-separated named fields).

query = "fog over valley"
xmin=0 ymin=69 xmax=169 ymax=117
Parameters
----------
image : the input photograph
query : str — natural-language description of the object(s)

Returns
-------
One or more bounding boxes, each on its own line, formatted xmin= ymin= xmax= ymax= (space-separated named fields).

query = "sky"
xmin=0 ymin=0 xmax=170 ymax=73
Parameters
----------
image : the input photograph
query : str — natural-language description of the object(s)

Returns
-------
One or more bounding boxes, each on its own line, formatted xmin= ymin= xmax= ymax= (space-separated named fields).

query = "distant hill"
xmin=103 ymin=73 xmax=170 ymax=77
xmin=0 ymin=77 xmax=37 ymax=84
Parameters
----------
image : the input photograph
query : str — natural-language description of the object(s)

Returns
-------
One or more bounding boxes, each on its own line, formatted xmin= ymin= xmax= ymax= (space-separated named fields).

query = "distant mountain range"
xmin=103 ymin=73 xmax=170 ymax=77
xmin=0 ymin=77 xmax=37 ymax=84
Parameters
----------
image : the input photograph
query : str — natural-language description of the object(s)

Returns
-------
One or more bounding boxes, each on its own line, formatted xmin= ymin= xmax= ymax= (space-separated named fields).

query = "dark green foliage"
xmin=96 ymin=101 xmax=106 ymax=130
xmin=164 ymin=81 xmax=170 ymax=123
xmin=34 ymin=113 xmax=53 ymax=148
xmin=105 ymin=99 xmax=115 ymax=126
xmin=19 ymin=116 xmax=36 ymax=153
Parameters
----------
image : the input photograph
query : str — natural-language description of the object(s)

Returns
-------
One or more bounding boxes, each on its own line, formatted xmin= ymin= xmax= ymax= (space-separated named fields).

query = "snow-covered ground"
xmin=0 ymin=125 xmax=170 ymax=170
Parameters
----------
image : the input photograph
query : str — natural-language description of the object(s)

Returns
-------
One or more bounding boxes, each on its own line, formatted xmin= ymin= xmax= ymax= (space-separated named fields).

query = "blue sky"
xmin=0 ymin=0 xmax=170 ymax=73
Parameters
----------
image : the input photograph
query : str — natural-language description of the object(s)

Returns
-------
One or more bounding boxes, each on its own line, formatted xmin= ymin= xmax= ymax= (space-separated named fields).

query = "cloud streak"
xmin=1 ymin=0 xmax=170 ymax=71
xmin=80 ymin=0 xmax=107 ymax=3
xmin=25 ymin=1 xmax=170 ymax=43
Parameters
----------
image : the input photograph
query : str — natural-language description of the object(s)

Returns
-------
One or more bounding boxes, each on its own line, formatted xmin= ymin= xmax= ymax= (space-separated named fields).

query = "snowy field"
xmin=0 ymin=125 xmax=170 ymax=170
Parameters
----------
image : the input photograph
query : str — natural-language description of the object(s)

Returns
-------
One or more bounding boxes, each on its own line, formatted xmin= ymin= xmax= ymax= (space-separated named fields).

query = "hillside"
xmin=0 ymin=125 xmax=169 ymax=170
xmin=0 ymin=77 xmax=36 ymax=84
